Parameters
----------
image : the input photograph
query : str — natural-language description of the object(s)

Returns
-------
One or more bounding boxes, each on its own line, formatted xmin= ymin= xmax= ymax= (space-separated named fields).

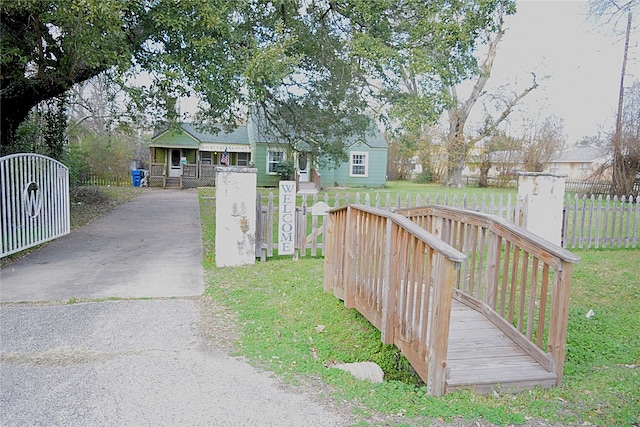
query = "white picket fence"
xmin=256 ymin=191 xmax=639 ymax=259
xmin=1 ymin=153 xmax=70 ymax=257
xmin=563 ymin=194 xmax=639 ymax=249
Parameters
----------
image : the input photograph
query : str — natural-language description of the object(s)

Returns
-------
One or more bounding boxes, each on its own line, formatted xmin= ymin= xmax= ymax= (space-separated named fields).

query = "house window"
xmin=581 ymin=163 xmax=589 ymax=176
xmin=350 ymin=152 xmax=368 ymax=177
xmin=237 ymin=152 xmax=250 ymax=166
xmin=549 ymin=164 xmax=559 ymax=174
xmin=267 ymin=150 xmax=284 ymax=174
xmin=200 ymin=152 xmax=212 ymax=165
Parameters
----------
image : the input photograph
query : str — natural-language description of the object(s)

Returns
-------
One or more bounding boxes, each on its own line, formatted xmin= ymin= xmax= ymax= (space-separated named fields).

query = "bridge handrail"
xmin=324 ymin=204 xmax=466 ymax=395
xmin=397 ymin=204 xmax=580 ymax=385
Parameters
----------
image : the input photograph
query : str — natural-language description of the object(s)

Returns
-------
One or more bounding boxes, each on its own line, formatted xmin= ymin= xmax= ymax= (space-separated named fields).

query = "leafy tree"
xmin=1 ymin=0 xmax=519 ymax=168
xmin=1 ymin=0 xmax=141 ymax=148
xmin=1 ymin=0 xmax=258 ymax=148
xmin=6 ymin=96 xmax=68 ymax=159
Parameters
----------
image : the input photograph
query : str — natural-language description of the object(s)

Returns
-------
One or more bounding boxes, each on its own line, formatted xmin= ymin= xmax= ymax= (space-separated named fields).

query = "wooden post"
xmin=381 ymin=218 xmax=398 ymax=344
xmin=484 ymin=232 xmax=501 ymax=309
xmin=547 ymin=263 xmax=573 ymax=385
xmin=324 ymin=211 xmax=335 ymax=293
xmin=255 ymin=193 xmax=263 ymax=259
xmin=427 ymin=255 xmax=455 ymax=396
xmin=267 ymin=193 xmax=274 ymax=257
xmin=344 ymin=206 xmax=357 ymax=308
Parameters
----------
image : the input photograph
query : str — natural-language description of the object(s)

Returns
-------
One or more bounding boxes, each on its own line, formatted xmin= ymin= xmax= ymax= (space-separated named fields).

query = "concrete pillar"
xmin=215 ymin=167 xmax=257 ymax=267
xmin=517 ymin=172 xmax=566 ymax=247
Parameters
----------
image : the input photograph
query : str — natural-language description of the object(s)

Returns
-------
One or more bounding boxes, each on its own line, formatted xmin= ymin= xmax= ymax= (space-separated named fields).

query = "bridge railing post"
xmin=344 ymin=206 xmax=357 ymax=309
xmin=427 ymin=254 xmax=456 ymax=396
xmin=381 ymin=218 xmax=398 ymax=345
xmin=547 ymin=263 xmax=573 ymax=385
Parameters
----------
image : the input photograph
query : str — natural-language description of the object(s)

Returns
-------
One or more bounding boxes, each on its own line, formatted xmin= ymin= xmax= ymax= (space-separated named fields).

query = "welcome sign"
xmin=278 ymin=181 xmax=296 ymax=255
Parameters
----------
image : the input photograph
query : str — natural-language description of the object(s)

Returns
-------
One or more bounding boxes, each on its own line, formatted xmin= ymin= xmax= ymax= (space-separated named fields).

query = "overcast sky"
xmin=175 ymin=1 xmax=638 ymax=145
xmin=486 ymin=0 xmax=640 ymax=145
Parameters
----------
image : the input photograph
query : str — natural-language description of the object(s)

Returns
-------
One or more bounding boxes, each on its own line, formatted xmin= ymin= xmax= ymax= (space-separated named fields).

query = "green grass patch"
xmin=199 ymin=186 xmax=640 ymax=426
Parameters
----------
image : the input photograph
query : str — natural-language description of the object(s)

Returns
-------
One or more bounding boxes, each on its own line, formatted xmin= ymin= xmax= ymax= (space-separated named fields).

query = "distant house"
xmin=149 ymin=120 xmax=388 ymax=190
xmin=463 ymin=147 xmax=610 ymax=181
xmin=546 ymin=147 xmax=610 ymax=181
xmin=315 ymin=128 xmax=389 ymax=188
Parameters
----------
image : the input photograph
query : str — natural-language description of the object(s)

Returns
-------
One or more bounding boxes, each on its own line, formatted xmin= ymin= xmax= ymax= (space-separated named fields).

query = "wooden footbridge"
xmin=324 ymin=204 xmax=580 ymax=396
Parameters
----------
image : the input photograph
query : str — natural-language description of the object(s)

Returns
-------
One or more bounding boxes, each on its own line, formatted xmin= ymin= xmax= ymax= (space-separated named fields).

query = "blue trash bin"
xmin=131 ymin=170 xmax=142 ymax=187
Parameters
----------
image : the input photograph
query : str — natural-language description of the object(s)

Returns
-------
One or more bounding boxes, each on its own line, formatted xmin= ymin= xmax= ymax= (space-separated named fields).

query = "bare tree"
xmin=443 ymin=28 xmax=539 ymax=187
xmin=617 ymin=81 xmax=640 ymax=188
xmin=468 ymin=130 xmax=519 ymax=187
xmin=588 ymin=0 xmax=640 ymax=194
xmin=520 ymin=114 xmax=566 ymax=172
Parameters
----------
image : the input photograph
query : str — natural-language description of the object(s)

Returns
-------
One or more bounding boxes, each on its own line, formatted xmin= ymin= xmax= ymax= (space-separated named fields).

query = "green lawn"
xmin=199 ymin=184 xmax=639 ymax=427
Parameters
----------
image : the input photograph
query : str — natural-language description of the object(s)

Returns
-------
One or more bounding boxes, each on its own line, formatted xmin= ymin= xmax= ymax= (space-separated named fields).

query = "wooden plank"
xmin=323 ymin=212 xmax=335 ymax=293
xmin=526 ymin=257 xmax=539 ymax=340
xmin=517 ymin=250 xmax=529 ymax=332
xmin=344 ymin=207 xmax=356 ymax=308
xmin=484 ymin=308 xmax=553 ymax=371
xmin=427 ymin=255 xmax=455 ymax=396
xmin=267 ymin=193 xmax=274 ymax=257
xmin=447 ymin=328 xmax=508 ymax=340
xmin=324 ymin=202 xmax=578 ymax=396
xmin=547 ymin=263 xmax=573 ymax=385
xmin=381 ymin=219 xmax=398 ymax=344
xmin=634 ymin=195 xmax=640 ymax=248
xmin=448 ymin=367 xmax=556 ymax=383
xmin=624 ymin=196 xmax=633 ymax=248
xmin=446 ymin=343 xmax=525 ymax=358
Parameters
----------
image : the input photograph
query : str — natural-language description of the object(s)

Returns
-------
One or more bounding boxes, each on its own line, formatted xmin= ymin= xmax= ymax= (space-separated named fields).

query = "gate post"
xmin=215 ymin=167 xmax=257 ymax=267
xmin=518 ymin=172 xmax=566 ymax=246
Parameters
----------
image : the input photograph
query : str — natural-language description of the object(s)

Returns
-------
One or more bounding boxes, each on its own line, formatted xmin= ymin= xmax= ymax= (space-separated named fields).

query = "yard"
xmin=50 ymin=184 xmax=638 ymax=426
xmin=200 ymin=182 xmax=639 ymax=426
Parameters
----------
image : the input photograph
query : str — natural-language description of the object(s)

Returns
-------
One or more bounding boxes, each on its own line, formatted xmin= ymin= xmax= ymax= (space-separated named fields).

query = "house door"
xmin=169 ymin=149 xmax=182 ymax=177
xmin=298 ymin=153 xmax=309 ymax=182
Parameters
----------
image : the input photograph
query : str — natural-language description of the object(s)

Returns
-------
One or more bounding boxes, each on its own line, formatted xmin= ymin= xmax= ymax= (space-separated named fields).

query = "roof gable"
xmin=181 ymin=123 xmax=249 ymax=145
xmin=345 ymin=127 xmax=388 ymax=149
xmin=151 ymin=123 xmax=250 ymax=146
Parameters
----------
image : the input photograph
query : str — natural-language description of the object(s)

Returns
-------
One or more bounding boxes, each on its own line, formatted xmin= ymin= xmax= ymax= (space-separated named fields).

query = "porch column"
xmin=215 ymin=167 xmax=257 ymax=267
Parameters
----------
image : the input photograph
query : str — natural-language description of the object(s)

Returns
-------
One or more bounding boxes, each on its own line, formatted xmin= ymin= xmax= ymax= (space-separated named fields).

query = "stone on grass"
xmin=331 ymin=361 xmax=384 ymax=383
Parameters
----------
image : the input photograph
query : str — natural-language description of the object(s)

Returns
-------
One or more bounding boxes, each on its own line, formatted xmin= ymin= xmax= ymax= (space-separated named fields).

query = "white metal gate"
xmin=1 ymin=153 xmax=70 ymax=257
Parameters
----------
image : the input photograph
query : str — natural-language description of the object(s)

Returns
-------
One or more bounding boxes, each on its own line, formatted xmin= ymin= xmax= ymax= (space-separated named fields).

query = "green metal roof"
xmin=151 ymin=120 xmax=387 ymax=150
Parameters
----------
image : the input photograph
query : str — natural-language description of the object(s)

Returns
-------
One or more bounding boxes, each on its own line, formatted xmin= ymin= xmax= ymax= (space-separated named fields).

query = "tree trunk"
xmin=612 ymin=11 xmax=633 ymax=196
xmin=444 ymin=129 xmax=468 ymax=188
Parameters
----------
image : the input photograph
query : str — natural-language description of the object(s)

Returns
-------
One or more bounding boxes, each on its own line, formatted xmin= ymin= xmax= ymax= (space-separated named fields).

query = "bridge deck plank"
xmin=445 ymin=299 xmax=556 ymax=393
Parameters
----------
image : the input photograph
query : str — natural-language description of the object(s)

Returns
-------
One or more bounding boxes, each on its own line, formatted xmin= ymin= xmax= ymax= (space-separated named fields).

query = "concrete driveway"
xmin=0 ymin=189 xmax=204 ymax=302
xmin=0 ymin=189 xmax=349 ymax=426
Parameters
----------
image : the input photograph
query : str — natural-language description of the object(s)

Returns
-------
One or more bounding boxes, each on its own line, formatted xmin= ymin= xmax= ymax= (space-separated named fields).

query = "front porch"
xmin=149 ymin=146 xmax=246 ymax=188
xmin=149 ymin=162 xmax=215 ymax=189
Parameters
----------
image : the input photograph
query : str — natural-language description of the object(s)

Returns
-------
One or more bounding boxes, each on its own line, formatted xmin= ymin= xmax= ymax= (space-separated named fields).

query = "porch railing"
xmin=150 ymin=162 xmax=215 ymax=188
